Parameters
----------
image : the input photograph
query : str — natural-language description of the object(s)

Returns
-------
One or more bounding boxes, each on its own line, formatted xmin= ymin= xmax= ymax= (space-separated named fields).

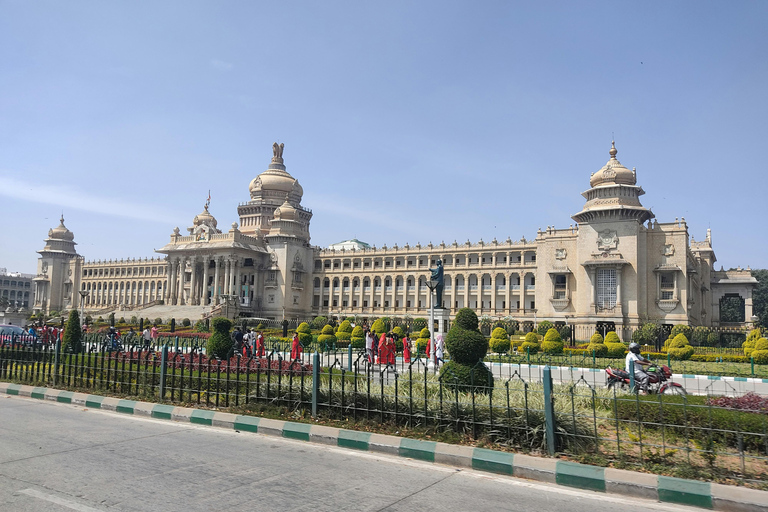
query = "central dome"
xmin=248 ymin=143 xmax=304 ymax=200
xmin=49 ymin=215 xmax=74 ymax=241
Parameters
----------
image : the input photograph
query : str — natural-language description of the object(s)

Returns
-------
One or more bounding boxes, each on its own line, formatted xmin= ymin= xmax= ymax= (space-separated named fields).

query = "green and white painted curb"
xmin=2 ymin=382 xmax=766 ymax=511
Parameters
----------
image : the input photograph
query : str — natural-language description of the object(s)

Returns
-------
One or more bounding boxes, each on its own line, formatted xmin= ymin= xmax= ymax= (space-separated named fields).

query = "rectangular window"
xmin=596 ymin=268 xmax=617 ymax=310
xmin=554 ymin=274 xmax=567 ymax=299
xmin=660 ymin=272 xmax=674 ymax=300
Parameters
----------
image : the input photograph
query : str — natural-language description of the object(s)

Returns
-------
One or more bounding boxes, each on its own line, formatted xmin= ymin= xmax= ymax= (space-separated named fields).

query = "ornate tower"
xmin=33 ymin=216 xmax=82 ymax=314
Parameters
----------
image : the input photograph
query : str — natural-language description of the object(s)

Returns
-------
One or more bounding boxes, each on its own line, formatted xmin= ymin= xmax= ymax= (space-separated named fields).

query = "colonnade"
xmin=164 ymin=255 xmax=259 ymax=306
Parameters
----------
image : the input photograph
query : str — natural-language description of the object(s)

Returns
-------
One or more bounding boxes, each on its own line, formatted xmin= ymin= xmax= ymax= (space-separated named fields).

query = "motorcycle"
xmin=605 ymin=363 xmax=687 ymax=395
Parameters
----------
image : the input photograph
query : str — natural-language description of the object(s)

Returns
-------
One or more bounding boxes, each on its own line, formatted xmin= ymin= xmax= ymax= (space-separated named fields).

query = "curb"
xmin=2 ymin=382 xmax=766 ymax=511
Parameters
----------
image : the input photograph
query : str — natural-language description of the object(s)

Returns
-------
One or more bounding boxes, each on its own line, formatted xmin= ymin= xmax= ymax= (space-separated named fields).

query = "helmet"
xmin=629 ymin=342 xmax=641 ymax=354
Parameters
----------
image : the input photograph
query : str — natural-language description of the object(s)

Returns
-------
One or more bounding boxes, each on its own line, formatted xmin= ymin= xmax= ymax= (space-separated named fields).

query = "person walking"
xmin=290 ymin=331 xmax=303 ymax=361
xmin=255 ymin=330 xmax=265 ymax=357
xmin=386 ymin=333 xmax=396 ymax=366
xmin=435 ymin=334 xmax=445 ymax=369
xmin=378 ymin=332 xmax=387 ymax=366
xmin=150 ymin=325 xmax=159 ymax=348
xmin=365 ymin=329 xmax=374 ymax=364
xmin=402 ymin=335 xmax=411 ymax=363
xmin=142 ymin=326 xmax=151 ymax=350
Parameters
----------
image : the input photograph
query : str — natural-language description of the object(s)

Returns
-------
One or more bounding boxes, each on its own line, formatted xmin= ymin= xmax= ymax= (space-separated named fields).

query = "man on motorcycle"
xmin=626 ymin=342 xmax=651 ymax=394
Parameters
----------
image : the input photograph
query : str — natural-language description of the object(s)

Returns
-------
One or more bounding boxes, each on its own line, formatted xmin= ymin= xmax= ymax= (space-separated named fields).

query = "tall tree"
xmin=752 ymin=269 xmax=768 ymax=327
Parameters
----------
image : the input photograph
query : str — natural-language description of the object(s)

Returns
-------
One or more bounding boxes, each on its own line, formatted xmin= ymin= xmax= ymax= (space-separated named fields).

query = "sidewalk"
xmin=1 ymin=381 xmax=766 ymax=511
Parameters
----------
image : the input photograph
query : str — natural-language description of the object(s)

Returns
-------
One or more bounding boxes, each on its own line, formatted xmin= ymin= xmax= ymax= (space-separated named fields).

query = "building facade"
xmin=0 ymin=268 xmax=34 ymax=309
xmin=32 ymin=142 xmax=757 ymax=334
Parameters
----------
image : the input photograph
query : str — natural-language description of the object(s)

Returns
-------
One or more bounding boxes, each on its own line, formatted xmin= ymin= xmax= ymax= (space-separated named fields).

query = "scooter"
xmin=605 ymin=363 xmax=686 ymax=395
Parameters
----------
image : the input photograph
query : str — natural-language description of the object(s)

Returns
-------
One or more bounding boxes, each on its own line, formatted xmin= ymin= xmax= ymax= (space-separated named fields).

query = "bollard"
xmin=542 ymin=366 xmax=556 ymax=455
xmin=526 ymin=346 xmax=530 ymax=364
xmin=629 ymin=359 xmax=636 ymax=393
xmin=311 ymin=352 xmax=320 ymax=417
xmin=53 ymin=339 xmax=61 ymax=386
xmin=347 ymin=345 xmax=353 ymax=372
xmin=751 ymin=357 xmax=755 ymax=377
xmin=159 ymin=345 xmax=169 ymax=399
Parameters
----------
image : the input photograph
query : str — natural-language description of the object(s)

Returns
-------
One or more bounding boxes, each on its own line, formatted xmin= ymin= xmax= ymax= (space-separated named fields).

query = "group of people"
xmin=363 ymin=329 xmax=444 ymax=368
xmin=26 ymin=324 xmax=61 ymax=344
xmin=141 ymin=325 xmax=159 ymax=349
xmin=229 ymin=327 xmax=267 ymax=358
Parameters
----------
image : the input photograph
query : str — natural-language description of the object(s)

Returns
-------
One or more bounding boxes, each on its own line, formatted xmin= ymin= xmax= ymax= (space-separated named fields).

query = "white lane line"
xmin=18 ymin=488 xmax=104 ymax=512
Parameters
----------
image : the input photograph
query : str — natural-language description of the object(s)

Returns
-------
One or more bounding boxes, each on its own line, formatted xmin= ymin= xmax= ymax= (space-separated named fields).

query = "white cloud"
xmin=0 ymin=175 xmax=180 ymax=224
xmin=210 ymin=59 xmax=234 ymax=71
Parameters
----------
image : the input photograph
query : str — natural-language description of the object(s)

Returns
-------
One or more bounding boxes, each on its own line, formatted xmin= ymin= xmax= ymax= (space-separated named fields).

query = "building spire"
xmin=609 ymin=140 xmax=617 ymax=159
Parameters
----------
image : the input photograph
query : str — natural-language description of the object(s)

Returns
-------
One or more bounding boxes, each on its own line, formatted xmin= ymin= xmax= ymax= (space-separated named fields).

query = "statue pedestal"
xmin=434 ymin=308 xmax=450 ymax=336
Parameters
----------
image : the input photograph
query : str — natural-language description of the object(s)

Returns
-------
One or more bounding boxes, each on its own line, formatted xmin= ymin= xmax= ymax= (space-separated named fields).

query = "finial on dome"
xmin=609 ymin=140 xmax=617 ymax=159
xmin=60 ymin=214 xmax=65 ymax=224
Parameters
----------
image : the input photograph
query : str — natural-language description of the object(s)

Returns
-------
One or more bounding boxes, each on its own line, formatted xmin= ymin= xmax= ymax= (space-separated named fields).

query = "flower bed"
xmin=107 ymin=351 xmax=311 ymax=376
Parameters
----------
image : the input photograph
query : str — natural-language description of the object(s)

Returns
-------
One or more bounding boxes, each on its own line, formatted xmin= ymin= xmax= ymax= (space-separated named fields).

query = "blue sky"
xmin=2 ymin=1 xmax=766 ymax=274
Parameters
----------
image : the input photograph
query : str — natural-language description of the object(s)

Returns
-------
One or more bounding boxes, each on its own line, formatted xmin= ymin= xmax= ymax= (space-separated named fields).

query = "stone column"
xmin=616 ymin=266 xmax=622 ymax=312
xmin=213 ymin=257 xmax=221 ymax=303
xmin=168 ymin=259 xmax=176 ymax=305
xmin=506 ymin=272 xmax=512 ymax=314
xmin=520 ymin=272 xmax=526 ymax=312
xmin=491 ymin=275 xmax=497 ymax=312
xmin=188 ymin=257 xmax=197 ymax=306
xmin=234 ymin=259 xmax=241 ymax=304
xmin=201 ymin=257 xmax=209 ymax=305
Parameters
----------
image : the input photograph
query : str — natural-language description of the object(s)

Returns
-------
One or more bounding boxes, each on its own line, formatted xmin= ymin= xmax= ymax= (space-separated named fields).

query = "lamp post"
xmin=78 ymin=290 xmax=89 ymax=328
xmin=424 ymin=277 xmax=439 ymax=371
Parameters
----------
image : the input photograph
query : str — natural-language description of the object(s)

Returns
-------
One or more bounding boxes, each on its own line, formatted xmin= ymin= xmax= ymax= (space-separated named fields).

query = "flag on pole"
xmin=206 ymin=190 xmax=211 ymax=209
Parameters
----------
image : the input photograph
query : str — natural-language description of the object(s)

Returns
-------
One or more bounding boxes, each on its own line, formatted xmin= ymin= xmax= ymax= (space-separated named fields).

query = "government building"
xmin=31 ymin=142 xmax=758 ymax=338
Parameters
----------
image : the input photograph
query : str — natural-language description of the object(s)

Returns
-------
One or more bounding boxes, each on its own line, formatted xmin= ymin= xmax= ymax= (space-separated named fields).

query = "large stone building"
xmin=32 ymin=142 xmax=757 ymax=336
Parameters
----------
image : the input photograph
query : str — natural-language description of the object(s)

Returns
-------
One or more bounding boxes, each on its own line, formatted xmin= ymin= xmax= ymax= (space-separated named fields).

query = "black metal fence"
xmin=1 ymin=342 xmax=767 ymax=481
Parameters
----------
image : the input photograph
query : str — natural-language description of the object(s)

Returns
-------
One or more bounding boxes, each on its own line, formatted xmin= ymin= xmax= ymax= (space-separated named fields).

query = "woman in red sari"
xmin=290 ymin=332 xmax=302 ymax=361
xmin=402 ymin=335 xmax=411 ymax=363
xmin=386 ymin=334 xmax=396 ymax=365
xmin=255 ymin=331 xmax=265 ymax=357
xmin=378 ymin=332 xmax=387 ymax=366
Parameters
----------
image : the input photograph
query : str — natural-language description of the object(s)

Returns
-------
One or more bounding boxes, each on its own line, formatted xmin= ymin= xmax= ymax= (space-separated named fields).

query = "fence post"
xmin=751 ymin=357 xmax=755 ymax=377
xmin=312 ymin=351 xmax=320 ymax=417
xmin=629 ymin=359 xmax=636 ymax=392
xmin=175 ymin=336 xmax=179 ymax=353
xmin=347 ymin=345 xmax=353 ymax=372
xmin=159 ymin=345 xmax=169 ymax=399
xmin=53 ymin=339 xmax=61 ymax=386
xmin=542 ymin=366 xmax=556 ymax=456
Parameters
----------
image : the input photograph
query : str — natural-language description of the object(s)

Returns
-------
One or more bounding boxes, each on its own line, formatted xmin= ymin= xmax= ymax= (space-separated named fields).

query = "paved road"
xmin=0 ymin=396 xmax=707 ymax=512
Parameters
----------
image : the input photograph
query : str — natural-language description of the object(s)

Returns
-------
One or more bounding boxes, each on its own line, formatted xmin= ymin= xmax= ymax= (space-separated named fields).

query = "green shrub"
xmin=488 ymin=327 xmax=510 ymax=353
xmin=444 ymin=308 xmax=488 ymax=365
xmin=154 ymin=318 xmax=162 ymax=325
xmin=667 ymin=333 xmax=694 ymax=360
xmin=412 ymin=318 xmax=427 ymax=332
xmin=755 ymin=338 xmax=768 ymax=351
xmin=587 ymin=342 xmax=608 ymax=356
xmin=62 ymin=310 xmax=83 ymax=354
xmin=706 ymin=332 xmax=719 ymax=346
xmin=746 ymin=328 xmax=762 ymax=343
xmin=415 ymin=337 xmax=429 ymax=354
xmin=419 ymin=327 xmax=430 ymax=339
xmin=439 ymin=360 xmax=494 ymax=393
xmin=351 ymin=325 xmax=364 ymax=338
xmin=194 ymin=320 xmax=209 ymax=333
xmin=130 ymin=316 xmax=138 ymax=324
xmin=351 ymin=336 xmax=365 ymax=349
xmin=182 ymin=318 xmax=191 ymax=327
xmin=318 ymin=333 xmax=337 ymax=351
xmin=338 ymin=320 xmax=352 ymax=333
xmin=491 ymin=327 xmax=507 ymax=339
xmin=691 ymin=326 xmax=710 ymax=345
xmin=296 ymin=322 xmax=313 ymax=345
xmin=392 ymin=326 xmax=404 ymax=337
xmin=752 ymin=350 xmax=768 ymax=364
xmin=604 ymin=331 xmax=620 ymax=343
xmin=524 ymin=332 xmax=539 ymax=344
xmin=335 ymin=331 xmax=351 ymax=341
xmin=536 ymin=320 xmax=554 ymax=337
xmin=605 ymin=342 xmax=627 ymax=358
xmin=519 ymin=341 xmax=539 ymax=354
xmin=590 ymin=333 xmax=603 ymax=344
xmin=206 ymin=317 xmax=233 ymax=359
xmin=297 ymin=322 xmax=312 ymax=334
xmin=670 ymin=324 xmax=692 ymax=340
xmin=540 ymin=328 xmax=563 ymax=354
xmin=312 ymin=316 xmax=328 ymax=329
xmin=371 ymin=319 xmax=387 ymax=336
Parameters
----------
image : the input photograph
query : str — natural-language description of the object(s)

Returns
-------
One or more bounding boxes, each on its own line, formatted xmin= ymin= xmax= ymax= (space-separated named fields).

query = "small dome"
xmin=248 ymin=143 xmax=303 ymax=199
xmin=273 ymin=196 xmax=298 ymax=221
xmin=193 ymin=204 xmax=218 ymax=229
xmin=49 ymin=215 xmax=74 ymax=241
xmin=589 ymin=141 xmax=636 ymax=187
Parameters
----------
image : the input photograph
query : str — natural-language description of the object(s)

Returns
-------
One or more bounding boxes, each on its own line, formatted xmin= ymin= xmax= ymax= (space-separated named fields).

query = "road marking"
xmin=18 ymin=488 xmax=104 ymax=511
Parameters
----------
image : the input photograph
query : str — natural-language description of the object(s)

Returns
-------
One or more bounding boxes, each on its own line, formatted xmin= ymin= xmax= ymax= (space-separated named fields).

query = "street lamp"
xmin=424 ymin=277 xmax=439 ymax=371
xmin=79 ymin=290 xmax=89 ymax=327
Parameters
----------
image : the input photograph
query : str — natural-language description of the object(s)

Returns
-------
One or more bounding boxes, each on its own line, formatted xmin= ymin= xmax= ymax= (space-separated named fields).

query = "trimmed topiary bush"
xmin=296 ymin=322 xmax=313 ymax=346
xmin=312 ymin=316 xmax=328 ymax=330
xmin=752 ymin=349 xmax=768 ymax=365
xmin=604 ymin=331 xmax=620 ymax=343
xmin=182 ymin=318 xmax=191 ymax=327
xmin=489 ymin=327 xmax=510 ymax=354
xmin=520 ymin=341 xmax=539 ymax=354
xmin=371 ymin=319 xmax=387 ymax=336
xmin=194 ymin=320 xmax=209 ymax=333
xmin=62 ymin=310 xmax=83 ymax=354
xmin=350 ymin=325 xmax=365 ymax=348
xmin=536 ymin=320 xmax=554 ymax=337
xmin=440 ymin=308 xmax=493 ymax=393
xmin=670 ymin=324 xmax=692 ymax=341
xmin=755 ymin=338 xmax=768 ymax=351
xmin=587 ymin=340 xmax=608 ymax=356
xmin=338 ymin=320 xmax=353 ymax=333
xmin=524 ymin=332 xmax=539 ymax=344
xmin=206 ymin=317 xmax=233 ymax=359
xmin=392 ymin=326 xmax=404 ymax=337
xmin=605 ymin=342 xmax=627 ymax=358
xmin=541 ymin=328 xmax=564 ymax=355
xmin=318 ymin=324 xmax=337 ymax=350
xmin=440 ymin=360 xmax=494 ymax=393
xmin=590 ymin=333 xmax=604 ymax=344
xmin=667 ymin=333 xmax=694 ymax=360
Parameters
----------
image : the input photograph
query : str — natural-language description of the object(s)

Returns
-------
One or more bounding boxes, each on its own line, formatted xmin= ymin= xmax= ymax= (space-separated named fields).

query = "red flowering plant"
xmin=107 ymin=350 xmax=311 ymax=376
xmin=707 ymin=392 xmax=768 ymax=414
